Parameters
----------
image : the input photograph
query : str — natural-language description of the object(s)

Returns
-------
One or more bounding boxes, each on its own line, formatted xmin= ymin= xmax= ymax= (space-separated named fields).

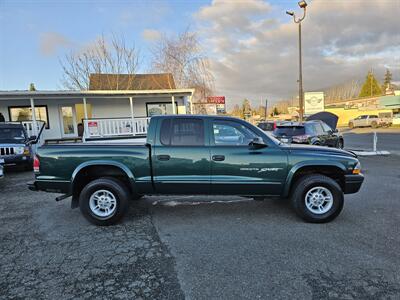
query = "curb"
xmin=351 ymin=150 xmax=391 ymax=156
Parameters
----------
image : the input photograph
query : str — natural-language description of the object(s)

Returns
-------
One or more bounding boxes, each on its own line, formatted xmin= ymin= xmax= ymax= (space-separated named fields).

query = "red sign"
xmin=88 ymin=121 xmax=98 ymax=127
xmin=207 ymin=96 xmax=225 ymax=104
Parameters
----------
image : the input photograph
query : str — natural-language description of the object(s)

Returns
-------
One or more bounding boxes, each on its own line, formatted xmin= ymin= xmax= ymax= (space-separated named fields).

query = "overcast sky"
xmin=1 ymin=0 xmax=399 ymax=107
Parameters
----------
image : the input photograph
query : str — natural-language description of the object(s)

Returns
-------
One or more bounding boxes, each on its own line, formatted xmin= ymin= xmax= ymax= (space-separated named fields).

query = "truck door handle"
xmin=157 ymin=155 xmax=170 ymax=161
xmin=212 ymin=155 xmax=225 ymax=161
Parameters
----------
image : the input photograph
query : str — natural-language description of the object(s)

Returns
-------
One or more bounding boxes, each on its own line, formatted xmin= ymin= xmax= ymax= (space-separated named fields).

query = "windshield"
xmin=0 ymin=128 xmax=26 ymax=142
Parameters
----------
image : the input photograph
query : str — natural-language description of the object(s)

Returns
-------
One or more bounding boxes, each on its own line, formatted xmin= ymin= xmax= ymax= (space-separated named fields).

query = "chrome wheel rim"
xmin=89 ymin=189 xmax=117 ymax=218
xmin=305 ymin=186 xmax=333 ymax=215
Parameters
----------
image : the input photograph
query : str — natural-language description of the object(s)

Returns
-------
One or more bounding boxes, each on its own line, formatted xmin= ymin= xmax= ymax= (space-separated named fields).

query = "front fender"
xmin=70 ymin=160 xmax=137 ymax=195
xmin=282 ymin=160 xmax=346 ymax=197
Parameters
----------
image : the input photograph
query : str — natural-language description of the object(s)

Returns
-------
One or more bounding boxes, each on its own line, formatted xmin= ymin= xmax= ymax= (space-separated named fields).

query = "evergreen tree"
xmin=29 ymin=83 xmax=36 ymax=91
xmin=358 ymin=71 xmax=382 ymax=98
xmin=383 ymin=69 xmax=392 ymax=90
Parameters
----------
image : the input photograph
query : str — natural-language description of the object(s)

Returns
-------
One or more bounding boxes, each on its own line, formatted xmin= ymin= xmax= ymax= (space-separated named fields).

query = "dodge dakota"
xmin=29 ymin=115 xmax=364 ymax=226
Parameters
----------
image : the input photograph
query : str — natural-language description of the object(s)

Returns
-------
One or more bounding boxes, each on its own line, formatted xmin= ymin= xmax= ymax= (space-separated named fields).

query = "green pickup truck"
xmin=29 ymin=115 xmax=364 ymax=225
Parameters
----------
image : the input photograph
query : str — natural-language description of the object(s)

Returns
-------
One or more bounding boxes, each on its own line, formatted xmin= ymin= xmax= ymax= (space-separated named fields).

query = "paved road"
xmin=342 ymin=129 xmax=400 ymax=154
xmin=151 ymin=156 xmax=400 ymax=299
xmin=1 ymin=156 xmax=400 ymax=299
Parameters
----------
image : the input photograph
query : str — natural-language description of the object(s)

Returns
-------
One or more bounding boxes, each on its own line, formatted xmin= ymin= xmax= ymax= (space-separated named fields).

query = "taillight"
xmin=33 ymin=156 xmax=40 ymax=173
xmin=273 ymin=120 xmax=277 ymax=129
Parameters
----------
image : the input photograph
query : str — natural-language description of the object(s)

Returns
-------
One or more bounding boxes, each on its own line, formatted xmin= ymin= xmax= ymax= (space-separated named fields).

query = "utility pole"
xmin=265 ymin=99 xmax=268 ymax=120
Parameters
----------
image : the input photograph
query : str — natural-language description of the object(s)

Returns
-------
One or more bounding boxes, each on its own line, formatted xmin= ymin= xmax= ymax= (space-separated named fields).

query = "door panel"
xmin=210 ymin=146 xmax=287 ymax=195
xmin=153 ymin=118 xmax=211 ymax=194
xmin=209 ymin=119 xmax=287 ymax=196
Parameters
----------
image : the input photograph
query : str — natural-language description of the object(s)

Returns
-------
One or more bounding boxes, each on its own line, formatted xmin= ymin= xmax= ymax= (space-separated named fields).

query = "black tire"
xmin=371 ymin=121 xmax=378 ymax=128
xmin=348 ymin=122 xmax=354 ymax=129
xmin=291 ymin=174 xmax=344 ymax=223
xmin=337 ymin=138 xmax=344 ymax=149
xmin=79 ymin=177 xmax=130 ymax=226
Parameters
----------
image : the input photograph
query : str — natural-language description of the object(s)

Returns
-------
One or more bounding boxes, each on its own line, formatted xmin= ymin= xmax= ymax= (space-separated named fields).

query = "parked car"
xmin=0 ymin=158 xmax=4 ymax=179
xmin=0 ymin=122 xmax=37 ymax=170
xmin=273 ymin=120 xmax=344 ymax=148
xmin=29 ymin=115 xmax=364 ymax=225
xmin=348 ymin=114 xmax=392 ymax=129
xmin=257 ymin=120 xmax=277 ymax=131
xmin=392 ymin=113 xmax=400 ymax=126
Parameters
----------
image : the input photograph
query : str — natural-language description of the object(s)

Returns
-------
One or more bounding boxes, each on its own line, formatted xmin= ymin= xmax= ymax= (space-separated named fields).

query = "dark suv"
xmin=273 ymin=120 xmax=344 ymax=148
xmin=0 ymin=123 xmax=36 ymax=170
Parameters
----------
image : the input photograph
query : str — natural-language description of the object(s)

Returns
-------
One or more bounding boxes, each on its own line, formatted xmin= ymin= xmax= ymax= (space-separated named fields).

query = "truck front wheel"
xmin=291 ymin=174 xmax=344 ymax=223
xmin=79 ymin=178 xmax=130 ymax=226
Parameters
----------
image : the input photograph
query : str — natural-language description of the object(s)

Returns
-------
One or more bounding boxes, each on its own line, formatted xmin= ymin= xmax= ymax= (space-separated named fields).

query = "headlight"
xmin=352 ymin=161 xmax=361 ymax=174
xmin=14 ymin=147 xmax=24 ymax=155
xmin=23 ymin=147 xmax=30 ymax=155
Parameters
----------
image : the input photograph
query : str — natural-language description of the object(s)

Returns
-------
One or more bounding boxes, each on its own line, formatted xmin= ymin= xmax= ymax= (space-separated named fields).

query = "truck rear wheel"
xmin=291 ymin=174 xmax=344 ymax=223
xmin=79 ymin=177 xmax=130 ymax=226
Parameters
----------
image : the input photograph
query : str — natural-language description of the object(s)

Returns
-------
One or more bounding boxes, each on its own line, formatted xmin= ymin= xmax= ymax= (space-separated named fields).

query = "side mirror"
xmin=333 ymin=129 xmax=338 ymax=133
xmin=249 ymin=137 xmax=267 ymax=150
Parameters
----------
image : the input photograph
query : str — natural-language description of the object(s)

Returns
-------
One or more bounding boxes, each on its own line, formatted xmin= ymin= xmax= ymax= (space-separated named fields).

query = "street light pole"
xmin=287 ymin=1 xmax=307 ymax=122
xmin=298 ymin=21 xmax=303 ymax=122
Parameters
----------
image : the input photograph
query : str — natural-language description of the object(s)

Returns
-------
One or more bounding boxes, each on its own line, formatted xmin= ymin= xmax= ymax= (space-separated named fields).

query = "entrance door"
xmin=59 ymin=105 xmax=77 ymax=138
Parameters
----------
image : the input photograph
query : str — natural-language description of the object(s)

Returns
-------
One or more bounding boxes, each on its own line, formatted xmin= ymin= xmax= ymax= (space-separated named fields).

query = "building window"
xmin=146 ymin=102 xmax=177 ymax=117
xmin=8 ymin=106 xmax=50 ymax=128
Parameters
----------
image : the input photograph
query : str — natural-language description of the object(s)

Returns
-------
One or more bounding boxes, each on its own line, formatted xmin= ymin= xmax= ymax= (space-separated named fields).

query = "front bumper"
xmin=2 ymin=155 xmax=32 ymax=166
xmin=343 ymin=174 xmax=364 ymax=194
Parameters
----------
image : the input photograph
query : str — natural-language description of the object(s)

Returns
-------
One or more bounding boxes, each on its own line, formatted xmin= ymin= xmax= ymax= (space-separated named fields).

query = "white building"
xmin=0 ymin=74 xmax=194 ymax=143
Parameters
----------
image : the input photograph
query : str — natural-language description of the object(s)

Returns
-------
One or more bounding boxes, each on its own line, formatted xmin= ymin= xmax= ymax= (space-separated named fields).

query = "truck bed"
xmin=35 ymin=143 xmax=151 ymax=194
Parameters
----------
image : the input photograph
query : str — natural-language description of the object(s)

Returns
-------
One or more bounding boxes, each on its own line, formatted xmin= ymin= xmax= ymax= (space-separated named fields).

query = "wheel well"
xmin=290 ymin=166 xmax=345 ymax=193
xmin=72 ymin=165 xmax=133 ymax=201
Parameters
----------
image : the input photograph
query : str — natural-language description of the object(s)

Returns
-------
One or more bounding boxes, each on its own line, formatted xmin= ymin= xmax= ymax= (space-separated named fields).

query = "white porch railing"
xmin=83 ymin=117 xmax=150 ymax=139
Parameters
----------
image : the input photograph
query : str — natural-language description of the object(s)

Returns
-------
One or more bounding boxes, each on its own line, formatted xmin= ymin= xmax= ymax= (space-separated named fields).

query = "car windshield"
xmin=273 ymin=126 xmax=305 ymax=137
xmin=0 ymin=128 xmax=26 ymax=141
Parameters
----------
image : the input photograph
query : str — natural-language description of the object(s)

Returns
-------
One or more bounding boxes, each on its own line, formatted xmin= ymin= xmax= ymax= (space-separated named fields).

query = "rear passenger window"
xmin=160 ymin=118 xmax=204 ymax=146
xmin=160 ymin=119 xmax=171 ymax=145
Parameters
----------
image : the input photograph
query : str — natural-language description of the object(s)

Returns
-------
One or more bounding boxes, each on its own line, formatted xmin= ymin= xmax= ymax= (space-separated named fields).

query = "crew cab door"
xmin=152 ymin=117 xmax=211 ymax=194
xmin=209 ymin=119 xmax=287 ymax=196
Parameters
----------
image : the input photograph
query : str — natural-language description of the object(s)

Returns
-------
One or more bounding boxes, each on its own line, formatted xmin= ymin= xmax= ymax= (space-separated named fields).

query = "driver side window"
xmin=212 ymin=121 xmax=257 ymax=146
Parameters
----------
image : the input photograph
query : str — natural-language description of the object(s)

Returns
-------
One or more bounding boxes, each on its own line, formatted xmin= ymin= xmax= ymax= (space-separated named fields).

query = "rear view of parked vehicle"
xmin=273 ymin=120 xmax=344 ymax=148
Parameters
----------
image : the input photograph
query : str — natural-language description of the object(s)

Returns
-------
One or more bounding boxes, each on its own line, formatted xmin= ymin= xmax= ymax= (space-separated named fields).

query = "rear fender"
xmin=283 ymin=161 xmax=346 ymax=197
xmin=70 ymin=160 xmax=137 ymax=207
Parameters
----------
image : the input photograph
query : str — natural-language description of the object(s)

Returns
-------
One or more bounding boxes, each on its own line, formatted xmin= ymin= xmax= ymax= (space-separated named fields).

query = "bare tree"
xmin=324 ymin=80 xmax=361 ymax=103
xmin=60 ymin=34 xmax=140 ymax=90
xmin=151 ymin=30 xmax=214 ymax=100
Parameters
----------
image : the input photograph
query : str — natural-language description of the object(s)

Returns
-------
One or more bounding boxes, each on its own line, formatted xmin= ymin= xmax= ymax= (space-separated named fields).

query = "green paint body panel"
xmin=33 ymin=115 xmax=362 ymax=198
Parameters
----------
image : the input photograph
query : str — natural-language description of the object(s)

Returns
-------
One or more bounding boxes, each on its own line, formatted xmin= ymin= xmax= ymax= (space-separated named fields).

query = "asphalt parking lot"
xmin=1 ymin=137 xmax=400 ymax=299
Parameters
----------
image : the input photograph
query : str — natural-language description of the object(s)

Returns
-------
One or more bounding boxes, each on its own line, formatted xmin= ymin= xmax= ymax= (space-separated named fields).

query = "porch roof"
xmin=0 ymin=89 xmax=194 ymax=100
